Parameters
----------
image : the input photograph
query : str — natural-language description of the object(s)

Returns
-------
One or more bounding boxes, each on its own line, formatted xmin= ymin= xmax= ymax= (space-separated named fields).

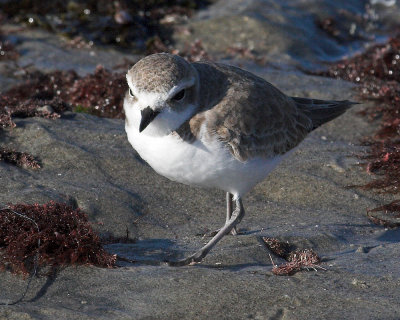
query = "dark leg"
xmin=226 ymin=192 xmax=238 ymax=235
xmin=208 ymin=192 xmax=238 ymax=237
xmin=167 ymin=197 xmax=245 ymax=266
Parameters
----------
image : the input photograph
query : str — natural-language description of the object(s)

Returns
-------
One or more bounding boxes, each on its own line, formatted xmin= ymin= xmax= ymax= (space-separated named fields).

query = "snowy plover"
xmin=124 ymin=53 xmax=354 ymax=266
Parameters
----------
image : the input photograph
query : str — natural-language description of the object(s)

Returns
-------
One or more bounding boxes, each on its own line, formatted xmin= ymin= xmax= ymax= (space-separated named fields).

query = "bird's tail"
xmin=291 ymin=97 xmax=358 ymax=130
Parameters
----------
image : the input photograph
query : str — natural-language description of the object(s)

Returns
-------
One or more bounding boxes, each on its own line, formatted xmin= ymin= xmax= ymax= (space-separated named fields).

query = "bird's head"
xmin=124 ymin=53 xmax=199 ymax=136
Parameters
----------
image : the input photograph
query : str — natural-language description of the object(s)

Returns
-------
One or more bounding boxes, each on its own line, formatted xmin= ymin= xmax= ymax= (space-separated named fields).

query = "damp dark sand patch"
xmin=0 ymin=202 xmax=116 ymax=276
xmin=310 ymin=34 xmax=400 ymax=227
xmin=0 ymin=0 xmax=210 ymax=51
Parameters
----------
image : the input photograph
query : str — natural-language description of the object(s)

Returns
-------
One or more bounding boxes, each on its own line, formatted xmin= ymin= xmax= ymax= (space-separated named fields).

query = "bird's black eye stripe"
xmin=172 ymin=89 xmax=185 ymax=101
xmin=129 ymin=88 xmax=134 ymax=98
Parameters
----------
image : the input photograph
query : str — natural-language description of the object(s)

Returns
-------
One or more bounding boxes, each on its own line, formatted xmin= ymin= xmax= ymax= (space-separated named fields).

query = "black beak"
xmin=139 ymin=107 xmax=160 ymax=132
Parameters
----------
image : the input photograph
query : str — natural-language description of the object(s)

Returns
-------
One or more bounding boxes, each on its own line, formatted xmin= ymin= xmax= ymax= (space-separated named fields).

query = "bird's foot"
xmin=166 ymin=251 xmax=205 ymax=267
xmin=166 ymin=197 xmax=245 ymax=267
xmin=207 ymin=226 xmax=239 ymax=237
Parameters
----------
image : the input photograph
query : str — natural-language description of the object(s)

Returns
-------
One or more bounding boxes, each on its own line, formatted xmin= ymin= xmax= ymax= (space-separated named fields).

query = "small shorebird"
xmin=124 ymin=53 xmax=354 ymax=266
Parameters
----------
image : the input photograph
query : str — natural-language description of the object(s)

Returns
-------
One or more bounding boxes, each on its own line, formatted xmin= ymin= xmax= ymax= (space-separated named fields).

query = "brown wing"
xmin=203 ymin=64 xmax=313 ymax=162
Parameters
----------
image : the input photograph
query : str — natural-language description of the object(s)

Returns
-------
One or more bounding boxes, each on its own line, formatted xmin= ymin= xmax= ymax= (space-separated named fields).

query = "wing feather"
xmin=200 ymin=63 xmax=312 ymax=162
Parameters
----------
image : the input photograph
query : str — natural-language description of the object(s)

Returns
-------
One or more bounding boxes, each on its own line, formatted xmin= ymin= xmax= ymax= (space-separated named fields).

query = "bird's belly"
xmin=126 ymin=127 xmax=286 ymax=196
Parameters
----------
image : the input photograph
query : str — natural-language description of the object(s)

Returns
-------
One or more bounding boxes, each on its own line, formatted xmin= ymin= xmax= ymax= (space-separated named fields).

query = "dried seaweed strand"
xmin=0 ymin=201 xmax=116 ymax=276
xmin=261 ymin=237 xmax=324 ymax=276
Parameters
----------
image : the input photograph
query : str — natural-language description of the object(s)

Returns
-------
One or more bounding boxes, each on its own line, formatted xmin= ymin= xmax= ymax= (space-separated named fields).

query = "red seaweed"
xmin=272 ymin=249 xmax=322 ymax=276
xmin=369 ymin=200 xmax=400 ymax=216
xmin=146 ymin=37 xmax=211 ymax=62
xmin=261 ymin=237 xmax=291 ymax=260
xmin=0 ymin=202 xmax=116 ymax=275
xmin=262 ymin=237 xmax=323 ymax=276
xmin=175 ymin=39 xmax=211 ymax=62
xmin=366 ymin=200 xmax=400 ymax=228
xmin=0 ymin=147 xmax=40 ymax=169
xmin=67 ymin=65 xmax=127 ymax=118
xmin=310 ymin=34 xmax=400 ymax=226
xmin=0 ymin=66 xmax=128 ymax=130
xmin=0 ymin=65 xmax=124 ymax=169
xmin=0 ymin=70 xmax=77 ymax=128
xmin=0 ymin=47 xmax=212 ymax=131
xmin=225 ymin=45 xmax=266 ymax=65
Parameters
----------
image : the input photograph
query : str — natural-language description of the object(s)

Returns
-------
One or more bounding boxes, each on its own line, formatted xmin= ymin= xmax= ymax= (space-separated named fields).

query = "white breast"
xmin=125 ymin=118 xmax=287 ymax=197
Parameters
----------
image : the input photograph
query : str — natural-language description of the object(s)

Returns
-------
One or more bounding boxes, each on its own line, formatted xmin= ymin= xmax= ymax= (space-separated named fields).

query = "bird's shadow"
xmin=28 ymin=266 xmax=60 ymax=302
xmin=376 ymin=228 xmax=400 ymax=242
xmin=108 ymin=236 xmax=273 ymax=270
xmin=108 ymin=221 xmax=400 ymax=269
xmin=1 ymin=266 xmax=60 ymax=305
xmin=106 ymin=238 xmax=181 ymax=266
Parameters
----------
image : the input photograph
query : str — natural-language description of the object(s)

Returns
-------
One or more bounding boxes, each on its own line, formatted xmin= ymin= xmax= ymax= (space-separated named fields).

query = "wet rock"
xmin=173 ymin=0 xmax=400 ymax=68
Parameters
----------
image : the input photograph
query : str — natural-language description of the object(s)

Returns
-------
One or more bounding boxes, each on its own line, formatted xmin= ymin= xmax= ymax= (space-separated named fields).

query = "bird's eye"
xmin=171 ymin=89 xmax=185 ymax=101
xmin=128 ymin=88 xmax=135 ymax=98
